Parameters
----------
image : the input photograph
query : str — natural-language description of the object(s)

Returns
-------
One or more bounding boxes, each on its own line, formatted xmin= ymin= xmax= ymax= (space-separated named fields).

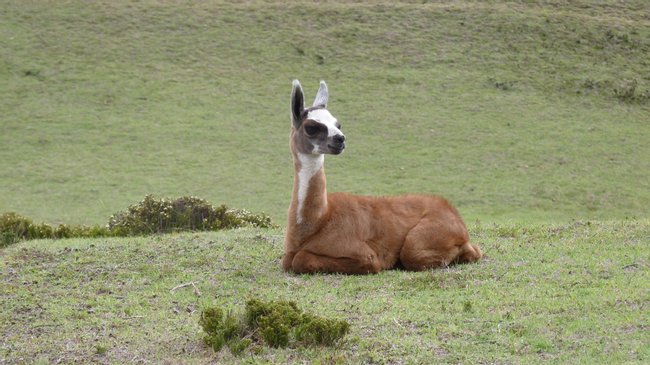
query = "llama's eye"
xmin=335 ymin=123 xmax=342 ymax=130
xmin=304 ymin=124 xmax=319 ymax=136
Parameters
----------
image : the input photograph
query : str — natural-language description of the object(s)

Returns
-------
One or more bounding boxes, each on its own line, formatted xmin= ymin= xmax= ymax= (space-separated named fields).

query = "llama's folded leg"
xmin=455 ymin=242 xmax=482 ymax=264
xmin=281 ymin=252 xmax=296 ymax=272
xmin=290 ymin=249 xmax=381 ymax=274
xmin=399 ymin=218 xmax=470 ymax=271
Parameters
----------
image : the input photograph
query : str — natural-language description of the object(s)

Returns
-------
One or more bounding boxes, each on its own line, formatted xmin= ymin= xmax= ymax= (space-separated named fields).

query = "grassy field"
xmin=1 ymin=0 xmax=649 ymax=225
xmin=2 ymin=221 xmax=648 ymax=364
xmin=1 ymin=1 xmax=649 ymax=364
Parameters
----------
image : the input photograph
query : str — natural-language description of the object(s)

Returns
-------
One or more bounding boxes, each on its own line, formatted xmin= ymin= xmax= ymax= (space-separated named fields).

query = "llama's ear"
xmin=291 ymin=80 xmax=305 ymax=127
xmin=312 ymin=80 xmax=328 ymax=107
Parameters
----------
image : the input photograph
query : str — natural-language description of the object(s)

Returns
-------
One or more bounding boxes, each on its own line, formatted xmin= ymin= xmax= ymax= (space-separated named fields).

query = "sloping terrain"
xmin=1 ymin=221 xmax=648 ymax=363
xmin=1 ymin=0 xmax=649 ymax=225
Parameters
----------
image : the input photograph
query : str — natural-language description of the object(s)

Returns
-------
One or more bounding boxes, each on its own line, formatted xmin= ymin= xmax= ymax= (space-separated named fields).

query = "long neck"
xmin=289 ymin=151 xmax=328 ymax=232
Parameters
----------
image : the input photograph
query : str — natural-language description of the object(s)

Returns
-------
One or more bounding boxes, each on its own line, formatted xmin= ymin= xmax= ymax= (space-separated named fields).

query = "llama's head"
xmin=290 ymin=80 xmax=346 ymax=155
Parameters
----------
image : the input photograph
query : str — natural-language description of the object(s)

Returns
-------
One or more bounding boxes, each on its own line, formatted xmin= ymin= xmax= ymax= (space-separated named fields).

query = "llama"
xmin=282 ymin=80 xmax=482 ymax=274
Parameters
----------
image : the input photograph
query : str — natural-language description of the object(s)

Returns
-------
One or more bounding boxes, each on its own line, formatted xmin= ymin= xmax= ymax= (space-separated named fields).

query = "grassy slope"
xmin=1 ymin=1 xmax=649 ymax=225
xmin=1 ymin=1 xmax=649 ymax=364
xmin=1 ymin=221 xmax=648 ymax=364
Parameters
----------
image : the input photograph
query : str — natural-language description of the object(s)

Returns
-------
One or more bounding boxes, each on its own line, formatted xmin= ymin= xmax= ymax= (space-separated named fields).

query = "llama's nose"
xmin=333 ymin=134 xmax=345 ymax=144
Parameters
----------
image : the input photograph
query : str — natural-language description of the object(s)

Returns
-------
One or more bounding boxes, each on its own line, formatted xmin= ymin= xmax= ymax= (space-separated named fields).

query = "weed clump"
xmin=199 ymin=299 xmax=350 ymax=355
xmin=0 ymin=195 xmax=274 ymax=247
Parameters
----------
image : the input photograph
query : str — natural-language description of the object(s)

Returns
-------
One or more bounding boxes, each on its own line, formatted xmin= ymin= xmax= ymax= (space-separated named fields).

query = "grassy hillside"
xmin=1 ymin=0 xmax=649 ymax=225
xmin=2 ymin=221 xmax=648 ymax=364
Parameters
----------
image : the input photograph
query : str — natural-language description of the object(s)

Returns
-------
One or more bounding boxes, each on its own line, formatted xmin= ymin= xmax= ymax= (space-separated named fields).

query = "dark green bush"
xmin=1 ymin=195 xmax=274 ymax=247
xmin=1 ymin=213 xmax=37 ymax=247
xmin=108 ymin=195 xmax=273 ymax=235
xmin=0 ymin=212 xmax=118 ymax=247
xmin=0 ymin=213 xmax=56 ymax=247
xmin=200 ymin=299 xmax=350 ymax=355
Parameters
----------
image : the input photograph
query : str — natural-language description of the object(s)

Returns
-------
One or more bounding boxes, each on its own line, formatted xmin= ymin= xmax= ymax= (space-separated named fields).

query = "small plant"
xmin=199 ymin=299 xmax=350 ymax=355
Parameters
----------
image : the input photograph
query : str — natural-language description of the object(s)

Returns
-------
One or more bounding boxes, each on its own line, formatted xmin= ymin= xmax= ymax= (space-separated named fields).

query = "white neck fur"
xmin=296 ymin=153 xmax=324 ymax=224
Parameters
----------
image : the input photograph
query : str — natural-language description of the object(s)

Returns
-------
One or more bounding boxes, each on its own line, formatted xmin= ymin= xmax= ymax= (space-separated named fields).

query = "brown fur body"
xmin=283 ymin=163 xmax=482 ymax=274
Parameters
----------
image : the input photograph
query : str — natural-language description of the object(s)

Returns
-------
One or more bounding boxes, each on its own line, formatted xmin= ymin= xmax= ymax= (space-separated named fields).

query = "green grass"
xmin=1 ymin=1 xmax=649 ymax=363
xmin=1 ymin=221 xmax=648 ymax=363
xmin=1 ymin=0 xmax=649 ymax=225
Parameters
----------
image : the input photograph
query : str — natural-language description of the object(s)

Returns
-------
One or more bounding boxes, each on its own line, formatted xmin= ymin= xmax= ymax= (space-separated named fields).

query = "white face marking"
xmin=307 ymin=109 xmax=344 ymax=138
xmin=296 ymin=153 xmax=324 ymax=224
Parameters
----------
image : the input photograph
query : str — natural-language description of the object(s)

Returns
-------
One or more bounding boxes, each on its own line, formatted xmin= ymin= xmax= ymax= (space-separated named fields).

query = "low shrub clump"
xmin=199 ymin=299 xmax=350 ymax=355
xmin=108 ymin=195 xmax=273 ymax=235
xmin=0 ymin=212 xmax=112 ymax=248
xmin=0 ymin=195 xmax=274 ymax=247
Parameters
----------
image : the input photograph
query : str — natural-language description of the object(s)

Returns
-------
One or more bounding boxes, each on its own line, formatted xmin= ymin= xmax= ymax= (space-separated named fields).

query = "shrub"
xmin=0 ymin=213 xmax=53 ymax=247
xmin=199 ymin=299 xmax=350 ymax=356
xmin=1 ymin=195 xmax=274 ymax=247
xmin=108 ymin=195 xmax=273 ymax=235
xmin=0 ymin=213 xmax=31 ymax=247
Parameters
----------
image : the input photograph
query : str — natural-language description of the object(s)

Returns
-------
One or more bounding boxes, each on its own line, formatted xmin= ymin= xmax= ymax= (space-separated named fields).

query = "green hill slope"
xmin=1 ymin=221 xmax=648 ymax=363
xmin=1 ymin=1 xmax=649 ymax=225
